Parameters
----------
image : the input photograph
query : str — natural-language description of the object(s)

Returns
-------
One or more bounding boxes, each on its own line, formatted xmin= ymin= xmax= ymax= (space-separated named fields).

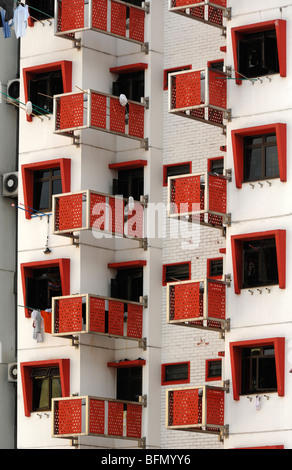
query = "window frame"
xmin=231 ymin=19 xmax=286 ymax=84
xmin=229 ymin=337 xmax=285 ymax=400
xmin=205 ymin=359 xmax=222 ymax=382
xmin=21 ymin=159 xmax=71 ymax=220
xmin=163 ymin=161 xmax=192 ymax=187
xmin=231 ymin=230 xmax=286 ymax=294
xmin=243 ymin=132 xmax=279 ymax=183
xmin=207 ymin=257 xmax=223 ymax=280
xmin=20 ymin=359 xmax=70 ymax=417
xmin=162 ymin=261 xmax=191 ymax=286
xmin=161 ymin=361 xmax=190 ymax=386
xmin=231 ymin=123 xmax=287 ymax=188
xmin=207 ymin=156 xmax=224 ymax=175
xmin=163 ymin=65 xmax=192 ymax=91
xmin=31 ymin=366 xmax=62 ymax=412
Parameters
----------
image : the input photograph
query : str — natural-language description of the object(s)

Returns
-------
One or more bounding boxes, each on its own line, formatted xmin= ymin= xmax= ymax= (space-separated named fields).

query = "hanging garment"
xmin=0 ymin=0 xmax=14 ymax=22
xmin=0 ymin=8 xmax=11 ymax=38
xmin=32 ymin=309 xmax=44 ymax=343
xmin=13 ymin=3 xmax=29 ymax=39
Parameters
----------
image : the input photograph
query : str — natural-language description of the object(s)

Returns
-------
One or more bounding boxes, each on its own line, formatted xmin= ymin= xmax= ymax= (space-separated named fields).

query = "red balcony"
xmin=168 ymin=0 xmax=231 ymax=32
xmin=167 ymin=172 xmax=230 ymax=229
xmin=52 ymin=395 xmax=146 ymax=447
xmin=53 ymin=90 xmax=148 ymax=148
xmin=55 ymin=0 xmax=149 ymax=52
xmin=168 ymin=67 xmax=230 ymax=129
xmin=52 ymin=293 xmax=146 ymax=349
xmin=167 ymin=278 xmax=229 ymax=333
xmin=166 ymin=385 xmax=228 ymax=438
xmin=52 ymin=190 xmax=147 ymax=248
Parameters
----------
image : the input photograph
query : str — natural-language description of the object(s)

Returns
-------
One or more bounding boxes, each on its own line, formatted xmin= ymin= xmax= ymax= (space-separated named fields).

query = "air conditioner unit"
xmin=2 ymin=171 xmax=18 ymax=198
xmin=7 ymin=78 xmax=20 ymax=102
xmin=8 ymin=362 xmax=17 ymax=383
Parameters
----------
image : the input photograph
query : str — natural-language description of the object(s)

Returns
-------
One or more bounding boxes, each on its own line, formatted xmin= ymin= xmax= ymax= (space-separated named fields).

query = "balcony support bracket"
xmin=139 ymin=237 xmax=148 ymax=251
xmin=139 ymin=337 xmax=147 ymax=351
xmin=219 ymin=424 xmax=229 ymax=441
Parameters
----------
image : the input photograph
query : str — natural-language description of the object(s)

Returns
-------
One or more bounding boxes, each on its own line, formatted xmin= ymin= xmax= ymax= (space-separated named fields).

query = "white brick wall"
xmin=161 ymin=0 xmax=227 ymax=449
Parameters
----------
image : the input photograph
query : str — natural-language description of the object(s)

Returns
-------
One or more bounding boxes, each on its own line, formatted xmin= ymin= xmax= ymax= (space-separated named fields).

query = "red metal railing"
xmin=54 ymin=90 xmax=147 ymax=145
xmin=167 ymin=278 xmax=227 ymax=332
xmin=169 ymin=0 xmax=229 ymax=30
xmin=168 ymin=172 xmax=228 ymax=228
xmin=168 ymin=67 xmax=229 ymax=128
xmin=166 ymin=385 xmax=227 ymax=435
xmin=52 ymin=395 xmax=145 ymax=445
xmin=52 ymin=190 xmax=145 ymax=242
xmin=55 ymin=0 xmax=148 ymax=49
xmin=52 ymin=293 xmax=145 ymax=346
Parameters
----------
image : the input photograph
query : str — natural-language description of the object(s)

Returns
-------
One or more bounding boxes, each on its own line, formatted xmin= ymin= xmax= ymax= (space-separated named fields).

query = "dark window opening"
xmin=238 ymin=29 xmax=279 ymax=78
xmin=29 ymin=69 xmax=63 ymax=114
xmin=27 ymin=0 xmax=54 ymax=20
xmin=165 ymin=163 xmax=191 ymax=184
xmin=117 ymin=366 xmax=142 ymax=402
xmin=113 ymin=71 xmax=144 ymax=103
xmin=33 ymin=167 xmax=62 ymax=212
xmin=163 ymin=66 xmax=192 ymax=90
xmin=244 ymin=133 xmax=279 ymax=182
xmin=163 ymin=363 xmax=189 ymax=383
xmin=209 ymin=259 xmax=223 ymax=278
xmin=31 ymin=366 xmax=62 ymax=412
xmin=126 ymin=0 xmax=143 ymax=17
xmin=113 ymin=167 xmax=144 ymax=201
xmin=208 ymin=60 xmax=224 ymax=72
xmin=164 ymin=263 xmax=190 ymax=284
xmin=111 ymin=267 xmax=143 ymax=302
xmin=243 ymin=238 xmax=278 ymax=289
xmin=207 ymin=360 xmax=222 ymax=379
xmin=26 ymin=267 xmax=62 ymax=311
xmin=209 ymin=158 xmax=224 ymax=175
xmin=241 ymin=346 xmax=277 ymax=395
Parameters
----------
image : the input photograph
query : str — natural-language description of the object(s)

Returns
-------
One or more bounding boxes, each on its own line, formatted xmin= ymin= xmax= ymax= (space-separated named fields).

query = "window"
xmin=244 ymin=133 xmax=279 ymax=182
xmin=229 ymin=338 xmax=285 ymax=400
xmin=163 ymin=162 xmax=192 ymax=186
xmin=20 ymin=359 xmax=70 ymax=417
xmin=208 ymin=157 xmax=224 ymax=175
xmin=162 ymin=262 xmax=191 ymax=286
xmin=27 ymin=0 xmax=54 ymax=22
xmin=111 ymin=267 xmax=143 ymax=302
xmin=231 ymin=123 xmax=286 ymax=188
xmin=241 ymin=346 xmax=277 ymax=395
xmin=163 ymin=65 xmax=192 ymax=90
xmin=113 ymin=70 xmax=144 ymax=103
xmin=207 ymin=258 xmax=223 ymax=279
xmin=23 ymin=61 xmax=72 ymax=121
xmin=113 ymin=167 xmax=144 ymax=201
xmin=161 ymin=362 xmax=190 ymax=386
xmin=231 ymin=230 xmax=286 ymax=294
xmin=31 ymin=367 xmax=62 ymax=412
xmin=205 ymin=359 xmax=222 ymax=382
xmin=243 ymin=239 xmax=278 ymax=288
xmin=117 ymin=366 xmax=142 ymax=402
xmin=231 ymin=20 xmax=286 ymax=83
xmin=22 ymin=158 xmax=71 ymax=219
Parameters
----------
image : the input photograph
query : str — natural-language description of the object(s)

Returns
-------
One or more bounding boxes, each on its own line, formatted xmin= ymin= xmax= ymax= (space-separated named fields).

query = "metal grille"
xmin=208 ymin=69 xmax=226 ymax=109
xmin=126 ymin=201 xmax=144 ymax=239
xmin=208 ymin=174 xmax=226 ymax=214
xmin=108 ymin=300 xmax=124 ymax=336
xmin=89 ymin=398 xmax=105 ymax=434
xmin=108 ymin=401 xmax=124 ymax=436
xmin=171 ymin=175 xmax=201 ymax=214
xmin=89 ymin=297 xmax=105 ymax=333
xmin=207 ymin=281 xmax=225 ymax=320
xmin=171 ymin=389 xmax=201 ymax=426
xmin=111 ymin=1 xmax=127 ymax=37
xmin=58 ymin=297 xmax=83 ymax=333
xmin=127 ymin=404 xmax=142 ymax=438
xmin=59 ymin=0 xmax=84 ymax=32
xmin=110 ymin=97 xmax=126 ymax=133
xmin=109 ymin=196 xmax=124 ymax=235
xmin=129 ymin=7 xmax=145 ymax=43
xmin=91 ymin=92 xmax=107 ymax=129
xmin=58 ymin=193 xmax=83 ymax=231
xmin=128 ymin=102 xmax=145 ymax=138
xmin=127 ymin=304 xmax=143 ymax=338
xmin=57 ymin=93 xmax=84 ymax=130
xmin=173 ymin=71 xmax=201 ymax=109
xmin=57 ymin=399 xmax=82 ymax=435
xmin=90 ymin=193 xmax=106 ymax=231
xmin=206 ymin=388 xmax=224 ymax=426
xmin=92 ymin=0 xmax=108 ymax=31
xmin=169 ymin=282 xmax=203 ymax=321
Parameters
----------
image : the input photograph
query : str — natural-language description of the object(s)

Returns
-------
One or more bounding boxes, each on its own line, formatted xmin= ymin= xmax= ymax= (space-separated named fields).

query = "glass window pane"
xmin=53 ymin=168 xmax=61 ymax=176
xmin=37 ymin=180 xmax=50 ymax=210
xmin=245 ymin=147 xmax=262 ymax=180
xmin=52 ymin=377 xmax=62 ymax=399
xmin=265 ymin=145 xmax=279 ymax=178
xmin=34 ymin=378 xmax=50 ymax=410
xmin=258 ymin=357 xmax=277 ymax=390
xmin=52 ymin=179 xmax=62 ymax=196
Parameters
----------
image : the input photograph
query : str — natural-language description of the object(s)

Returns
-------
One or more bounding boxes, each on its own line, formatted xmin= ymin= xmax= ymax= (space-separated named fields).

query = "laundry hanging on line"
xmin=0 ymin=0 xmax=14 ymax=22
xmin=0 ymin=8 xmax=11 ymax=38
xmin=13 ymin=3 xmax=30 ymax=38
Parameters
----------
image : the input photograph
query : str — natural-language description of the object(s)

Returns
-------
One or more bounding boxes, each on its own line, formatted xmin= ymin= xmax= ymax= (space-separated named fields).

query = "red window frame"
xmin=229 ymin=337 xmax=285 ymax=400
xmin=20 ymin=359 xmax=70 ymax=417
xmin=231 ymin=19 xmax=286 ymax=84
xmin=22 ymin=61 xmax=72 ymax=122
xmin=20 ymin=258 xmax=70 ymax=318
xmin=162 ymin=261 xmax=191 ymax=286
xmin=205 ymin=359 xmax=222 ymax=382
xmin=163 ymin=161 xmax=192 ymax=187
xmin=21 ymin=158 xmax=71 ymax=220
xmin=207 ymin=257 xmax=223 ymax=280
xmin=163 ymin=65 xmax=192 ymax=90
xmin=231 ymin=230 xmax=286 ymax=294
xmin=207 ymin=156 xmax=224 ymax=173
xmin=231 ymin=123 xmax=287 ymax=188
xmin=161 ymin=361 xmax=190 ymax=386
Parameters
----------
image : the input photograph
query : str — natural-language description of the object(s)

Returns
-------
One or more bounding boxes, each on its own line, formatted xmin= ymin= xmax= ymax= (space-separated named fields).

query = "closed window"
xmin=244 ymin=133 xmax=279 ymax=182
xmin=208 ymin=258 xmax=223 ymax=279
xmin=163 ymin=262 xmax=191 ymax=285
xmin=33 ymin=167 xmax=62 ymax=212
xmin=208 ymin=157 xmax=224 ymax=175
xmin=206 ymin=359 xmax=222 ymax=382
xmin=241 ymin=346 xmax=277 ymax=395
xmin=31 ymin=367 xmax=62 ymax=412
xmin=161 ymin=362 xmax=190 ymax=385
xmin=163 ymin=162 xmax=192 ymax=186
xmin=243 ymin=238 xmax=278 ymax=288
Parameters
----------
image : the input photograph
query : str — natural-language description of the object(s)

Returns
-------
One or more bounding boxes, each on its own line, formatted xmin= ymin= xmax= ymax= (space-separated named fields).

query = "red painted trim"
xmin=163 ymin=161 xmax=192 ymax=186
xmin=219 ymin=248 xmax=226 ymax=254
xmin=108 ymin=160 xmax=148 ymax=171
xmin=163 ymin=65 xmax=192 ymax=90
xmin=229 ymin=337 xmax=285 ymax=400
xmin=161 ymin=362 xmax=190 ymax=386
xmin=205 ymin=358 xmax=222 ymax=382
xmin=108 ymin=260 xmax=147 ymax=270
xmin=20 ymin=359 xmax=70 ymax=417
xmin=207 ymin=257 xmax=223 ymax=280
xmin=231 ymin=230 xmax=286 ymax=294
xmin=207 ymin=59 xmax=224 ymax=69
xmin=207 ymin=156 xmax=224 ymax=173
xmin=231 ymin=20 xmax=286 ymax=84
xmin=235 ymin=445 xmax=284 ymax=449
xmin=21 ymin=259 xmax=70 ymax=318
xmin=110 ymin=63 xmax=148 ymax=75
xmin=220 ymin=46 xmax=227 ymax=53
xmin=162 ymin=261 xmax=191 ymax=286
xmin=21 ymin=158 xmax=71 ymax=220
xmin=107 ymin=359 xmax=146 ymax=368
xmin=231 ymin=123 xmax=287 ymax=188
xmin=22 ymin=61 xmax=72 ymax=121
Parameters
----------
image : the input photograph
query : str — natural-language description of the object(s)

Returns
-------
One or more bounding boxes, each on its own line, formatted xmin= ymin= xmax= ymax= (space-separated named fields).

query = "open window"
xmin=231 ymin=123 xmax=286 ymax=188
xmin=162 ymin=261 xmax=191 ymax=286
xmin=231 ymin=230 xmax=286 ymax=294
xmin=117 ymin=365 xmax=142 ymax=403
xmin=113 ymin=167 xmax=144 ymax=201
xmin=229 ymin=338 xmax=285 ymax=400
xmin=111 ymin=267 xmax=143 ymax=302
xmin=112 ymin=69 xmax=145 ymax=103
xmin=27 ymin=0 xmax=54 ymax=24
xmin=161 ymin=362 xmax=190 ymax=386
xmin=231 ymin=20 xmax=286 ymax=82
